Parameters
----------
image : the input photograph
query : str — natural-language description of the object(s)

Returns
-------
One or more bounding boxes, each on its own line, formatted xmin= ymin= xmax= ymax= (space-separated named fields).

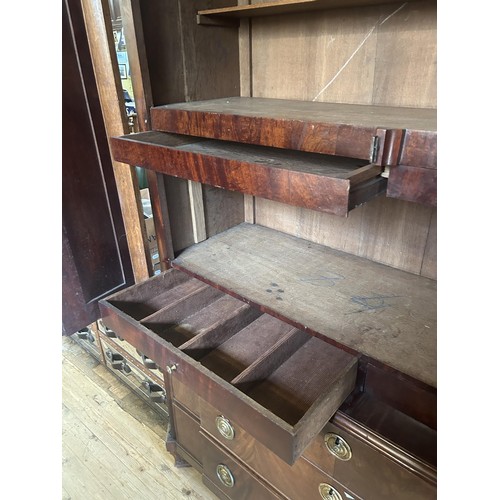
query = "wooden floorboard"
xmin=62 ymin=336 xmax=219 ymax=500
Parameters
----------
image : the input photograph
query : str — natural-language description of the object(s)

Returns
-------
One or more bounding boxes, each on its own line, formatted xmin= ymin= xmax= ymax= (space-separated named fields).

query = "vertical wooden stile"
xmin=121 ymin=0 xmax=175 ymax=270
xmin=80 ymin=0 xmax=151 ymax=281
xmin=239 ymin=0 xmax=256 ymax=224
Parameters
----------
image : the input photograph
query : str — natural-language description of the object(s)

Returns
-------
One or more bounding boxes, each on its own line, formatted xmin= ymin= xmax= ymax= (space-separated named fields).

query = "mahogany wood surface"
xmin=171 ymin=403 xmax=204 ymax=473
xmin=62 ymin=0 xmax=133 ymax=334
xmin=172 ymin=378 xmax=201 ymax=417
xmin=99 ymin=269 xmax=358 ymax=465
xmin=362 ymin=362 xmax=436 ymax=430
xmin=201 ymin=432 xmax=281 ymax=499
xmin=304 ymin=412 xmax=436 ymax=497
xmin=200 ymin=399 xmax=362 ymax=500
xmin=110 ymin=131 xmax=385 ymax=217
xmin=387 ymin=165 xmax=437 ymax=206
xmin=400 ymin=129 xmax=437 ymax=169
xmin=151 ymin=97 xmax=436 ymax=165
xmin=337 ymin=396 xmax=437 ymax=474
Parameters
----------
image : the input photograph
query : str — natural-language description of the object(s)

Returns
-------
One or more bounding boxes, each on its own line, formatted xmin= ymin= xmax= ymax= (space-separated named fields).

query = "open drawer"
xmin=110 ymin=131 xmax=386 ymax=217
xmin=99 ymin=269 xmax=358 ymax=464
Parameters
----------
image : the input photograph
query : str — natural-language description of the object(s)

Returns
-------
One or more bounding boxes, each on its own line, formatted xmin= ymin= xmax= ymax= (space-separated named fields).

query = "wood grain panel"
xmin=110 ymin=131 xmax=385 ymax=217
xmin=251 ymin=1 xmax=436 ymax=108
xmin=164 ymin=177 xmax=195 ymax=252
xmin=255 ymin=195 xmax=435 ymax=276
xmin=121 ymin=0 xmax=175 ymax=271
xmin=371 ymin=0 xmax=437 ymax=108
xmin=81 ymin=0 xmax=151 ymax=282
xmin=173 ymin=223 xmax=436 ymax=387
xmin=386 ymin=165 xmax=437 ymax=206
xmin=203 ymin=185 xmax=245 ymax=239
xmin=420 ymin=208 xmax=436 ymax=280
xmin=251 ymin=6 xmax=381 ymax=103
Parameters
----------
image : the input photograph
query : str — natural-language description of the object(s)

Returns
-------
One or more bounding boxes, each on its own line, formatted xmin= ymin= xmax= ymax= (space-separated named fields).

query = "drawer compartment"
xmin=99 ymin=269 xmax=357 ymax=465
xmin=110 ymin=131 xmax=387 ymax=217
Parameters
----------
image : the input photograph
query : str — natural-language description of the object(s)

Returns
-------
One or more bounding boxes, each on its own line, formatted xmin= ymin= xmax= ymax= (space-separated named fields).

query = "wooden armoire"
xmin=63 ymin=1 xmax=437 ymax=499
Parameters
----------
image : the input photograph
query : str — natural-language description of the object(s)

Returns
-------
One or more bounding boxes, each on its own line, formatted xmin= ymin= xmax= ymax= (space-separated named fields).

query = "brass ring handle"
xmin=215 ymin=415 xmax=235 ymax=440
xmin=318 ymin=483 xmax=342 ymax=500
xmin=324 ymin=433 xmax=352 ymax=461
xmin=216 ymin=464 xmax=235 ymax=488
xmin=165 ymin=363 xmax=177 ymax=374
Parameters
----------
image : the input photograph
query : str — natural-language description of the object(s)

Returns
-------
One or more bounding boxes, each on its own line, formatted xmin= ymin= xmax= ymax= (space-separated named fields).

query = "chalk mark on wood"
xmin=298 ymin=273 xmax=345 ymax=287
xmin=347 ymin=294 xmax=401 ymax=314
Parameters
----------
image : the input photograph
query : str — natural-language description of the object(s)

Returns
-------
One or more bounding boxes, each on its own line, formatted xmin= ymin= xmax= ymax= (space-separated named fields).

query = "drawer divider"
xmin=231 ymin=328 xmax=309 ymax=392
xmin=139 ymin=282 xmax=221 ymax=326
xmin=179 ymin=304 xmax=262 ymax=361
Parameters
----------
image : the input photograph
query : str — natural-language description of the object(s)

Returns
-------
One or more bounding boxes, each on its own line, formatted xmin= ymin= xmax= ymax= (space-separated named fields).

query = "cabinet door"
xmin=62 ymin=0 xmax=133 ymax=335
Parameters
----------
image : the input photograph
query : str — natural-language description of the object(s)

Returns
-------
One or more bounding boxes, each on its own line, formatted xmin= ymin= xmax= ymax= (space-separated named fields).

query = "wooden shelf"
xmin=197 ymin=0 xmax=431 ymax=25
xmin=172 ymin=223 xmax=436 ymax=389
xmin=110 ymin=131 xmax=386 ymax=217
xmin=151 ymin=97 xmax=436 ymax=165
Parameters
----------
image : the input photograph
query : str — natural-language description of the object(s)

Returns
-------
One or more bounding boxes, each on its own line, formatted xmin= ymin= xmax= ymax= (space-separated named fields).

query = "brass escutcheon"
xmin=215 ymin=415 xmax=235 ymax=440
xmin=324 ymin=433 xmax=352 ymax=461
xmin=216 ymin=464 xmax=235 ymax=488
xmin=318 ymin=483 xmax=343 ymax=500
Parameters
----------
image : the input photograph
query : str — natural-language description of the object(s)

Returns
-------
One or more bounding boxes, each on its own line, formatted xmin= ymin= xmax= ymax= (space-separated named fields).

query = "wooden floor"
xmin=62 ymin=335 xmax=219 ymax=500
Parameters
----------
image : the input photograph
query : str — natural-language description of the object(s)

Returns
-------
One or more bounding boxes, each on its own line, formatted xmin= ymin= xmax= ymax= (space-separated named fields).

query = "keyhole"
xmin=333 ymin=436 xmax=341 ymax=452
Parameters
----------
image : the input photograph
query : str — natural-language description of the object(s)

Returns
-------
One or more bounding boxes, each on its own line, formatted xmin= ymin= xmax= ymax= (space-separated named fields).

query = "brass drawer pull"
xmin=216 ymin=464 xmax=235 ymax=488
xmin=215 ymin=415 xmax=235 ymax=440
xmin=319 ymin=483 xmax=342 ymax=500
xmin=324 ymin=433 xmax=352 ymax=461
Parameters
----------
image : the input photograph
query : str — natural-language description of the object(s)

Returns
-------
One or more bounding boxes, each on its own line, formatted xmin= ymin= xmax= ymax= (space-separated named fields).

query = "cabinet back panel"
xmin=254 ymin=196 xmax=436 ymax=278
xmin=250 ymin=1 xmax=436 ymax=108
xmin=246 ymin=1 xmax=437 ymax=278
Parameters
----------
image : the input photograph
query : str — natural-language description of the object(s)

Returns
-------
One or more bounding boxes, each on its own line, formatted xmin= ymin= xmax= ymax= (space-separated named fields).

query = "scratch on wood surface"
xmin=380 ymin=2 xmax=407 ymax=25
xmin=312 ymin=3 xmax=407 ymax=101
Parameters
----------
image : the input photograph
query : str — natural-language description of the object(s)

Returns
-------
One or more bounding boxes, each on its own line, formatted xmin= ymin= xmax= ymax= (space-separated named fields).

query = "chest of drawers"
xmin=101 ymin=95 xmax=436 ymax=499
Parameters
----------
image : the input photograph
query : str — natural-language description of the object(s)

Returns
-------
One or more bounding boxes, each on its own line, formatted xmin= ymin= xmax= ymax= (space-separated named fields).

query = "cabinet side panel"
xmin=140 ymin=0 xmax=240 ymax=105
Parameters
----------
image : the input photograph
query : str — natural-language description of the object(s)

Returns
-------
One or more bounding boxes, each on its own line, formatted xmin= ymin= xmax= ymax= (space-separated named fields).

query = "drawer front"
xmin=399 ymin=129 xmax=437 ymax=169
xmin=200 ymin=399 xmax=361 ymax=500
xmin=172 ymin=378 xmax=201 ymax=418
xmin=303 ymin=418 xmax=436 ymax=500
xmin=201 ymin=431 xmax=281 ymax=500
xmin=111 ymin=130 xmax=387 ymax=217
xmin=171 ymin=402 xmax=203 ymax=471
xmin=150 ymin=100 xmax=384 ymax=162
xmin=99 ymin=269 xmax=357 ymax=465
xmin=386 ymin=165 xmax=437 ymax=207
